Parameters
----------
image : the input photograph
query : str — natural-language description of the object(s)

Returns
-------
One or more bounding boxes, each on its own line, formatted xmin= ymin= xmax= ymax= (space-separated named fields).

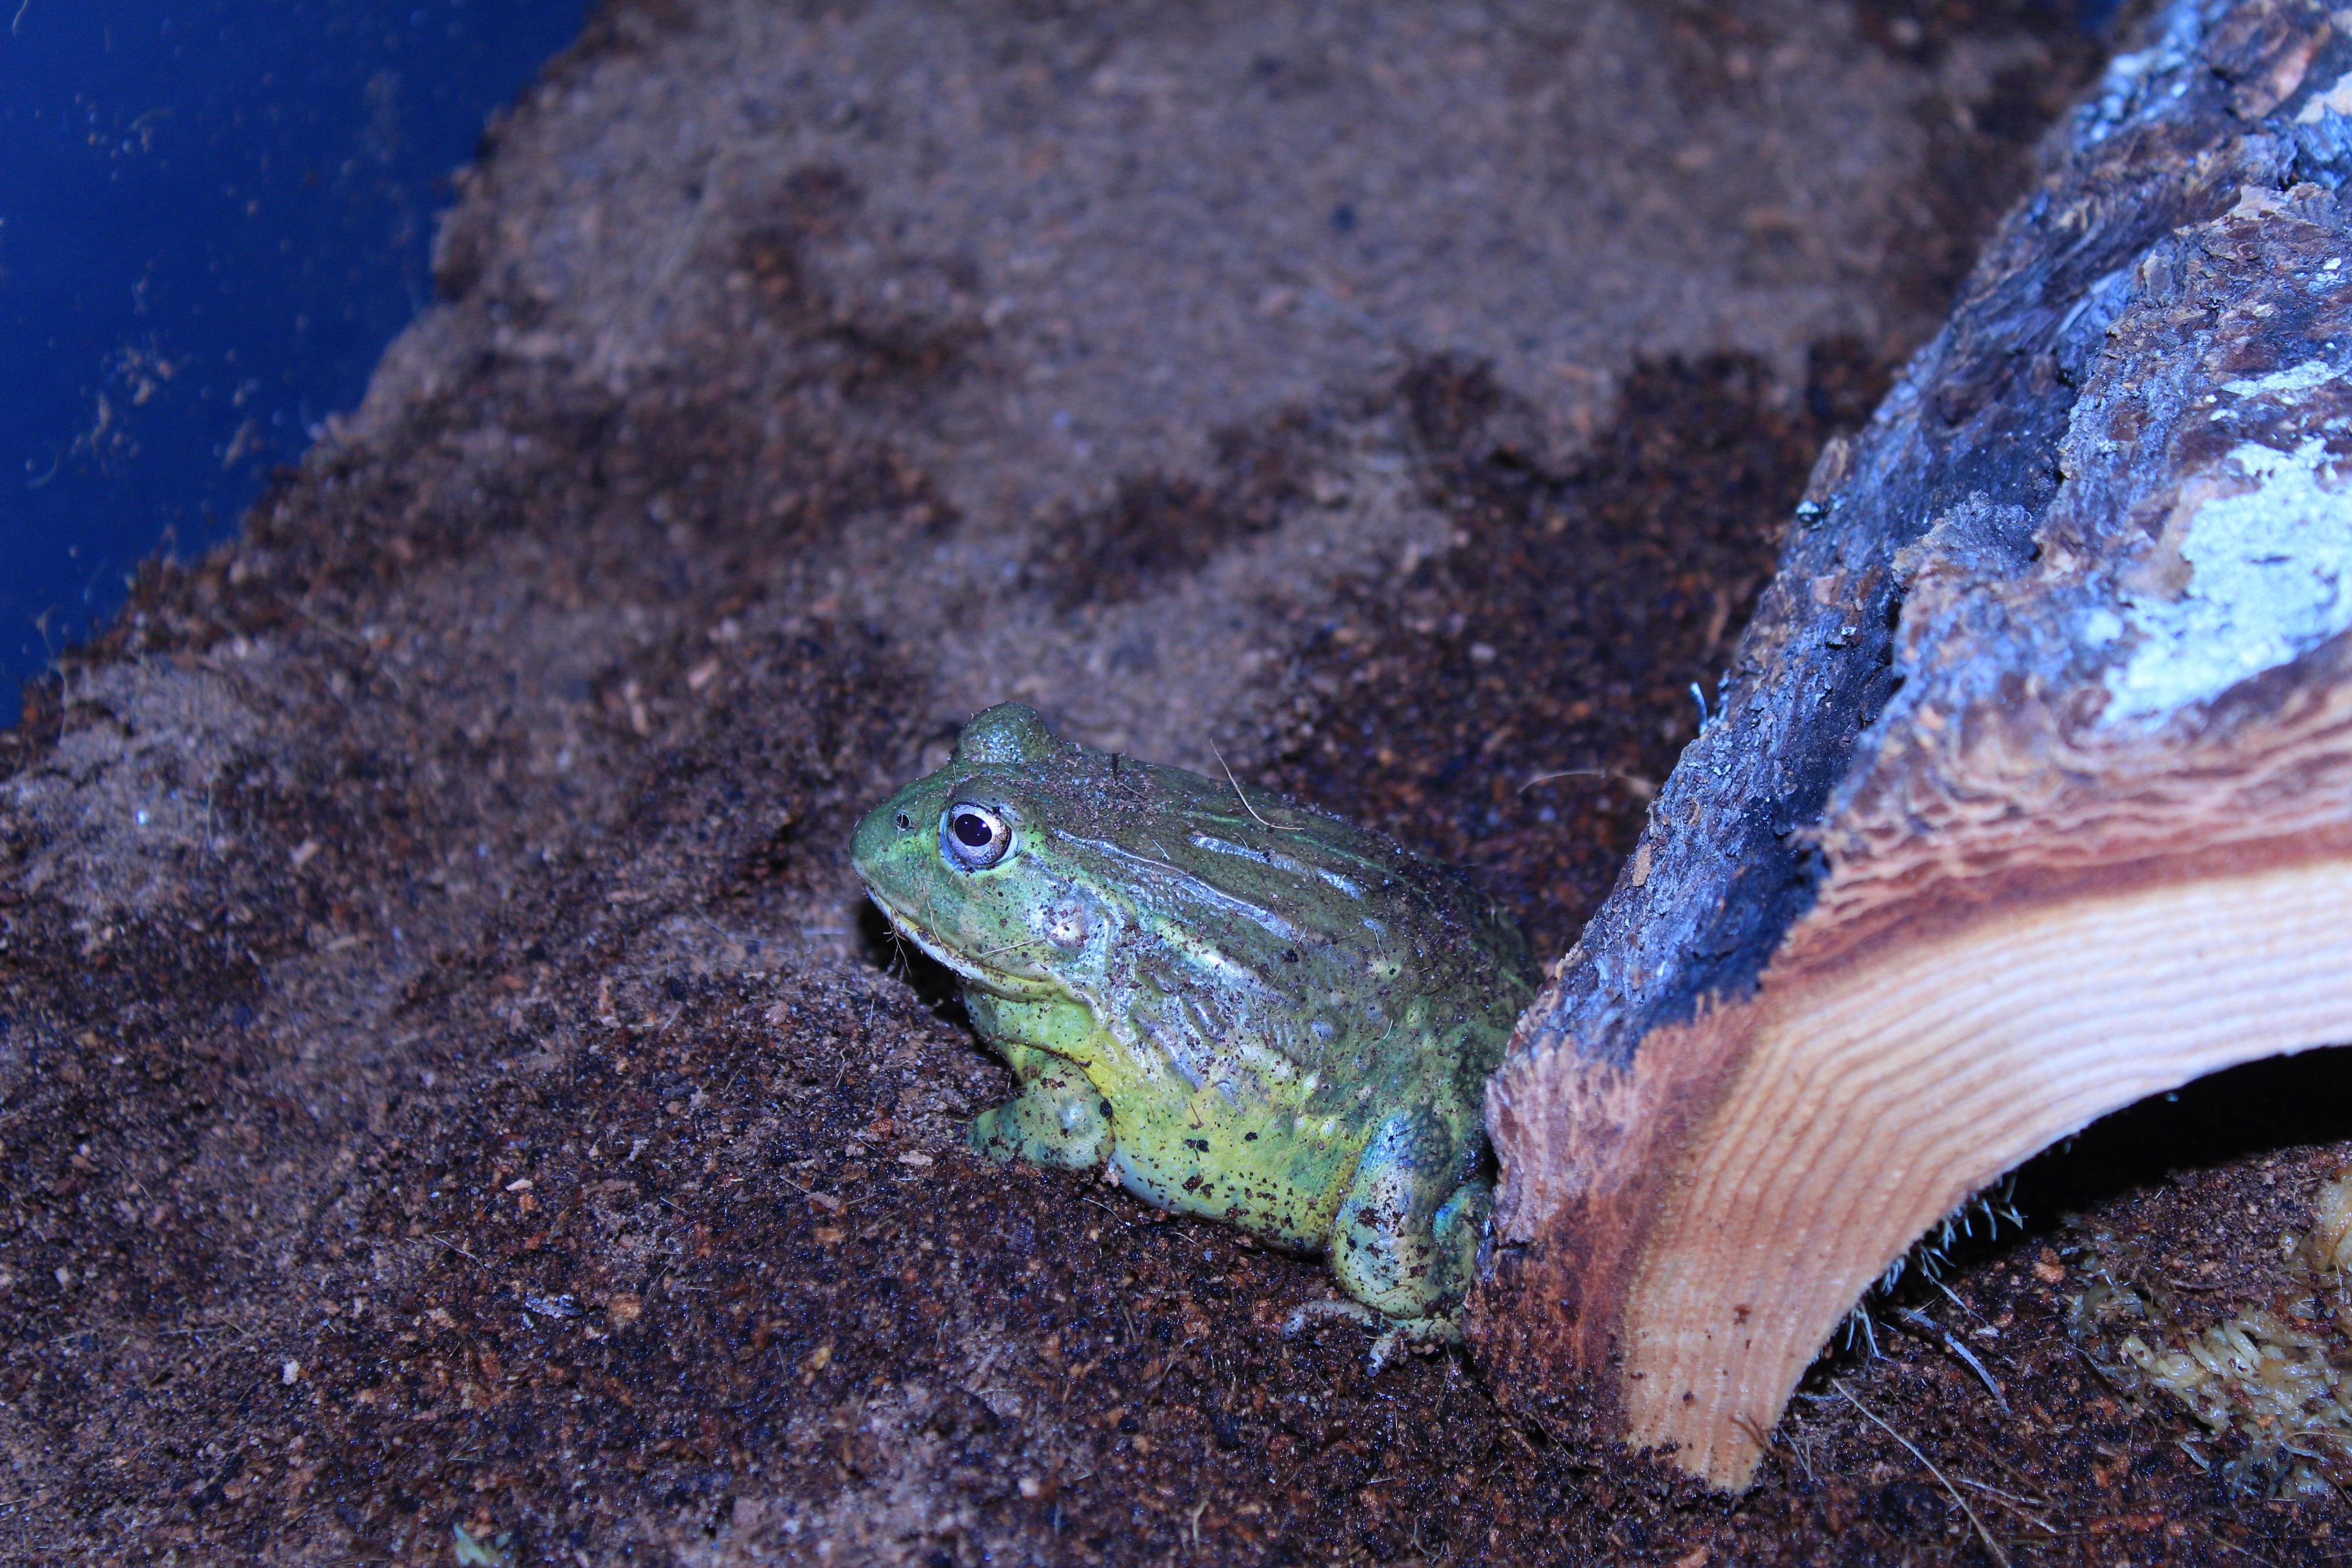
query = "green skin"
xmin=850 ymin=704 xmax=1537 ymax=1353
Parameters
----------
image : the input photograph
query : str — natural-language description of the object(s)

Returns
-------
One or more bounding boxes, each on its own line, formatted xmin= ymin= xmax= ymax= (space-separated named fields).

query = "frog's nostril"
xmin=894 ymin=812 xmax=913 ymax=830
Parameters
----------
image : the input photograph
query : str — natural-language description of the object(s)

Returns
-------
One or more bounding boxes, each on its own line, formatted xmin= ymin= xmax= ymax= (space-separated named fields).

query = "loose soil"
xmin=4 ymin=1 xmax=2346 ymax=1563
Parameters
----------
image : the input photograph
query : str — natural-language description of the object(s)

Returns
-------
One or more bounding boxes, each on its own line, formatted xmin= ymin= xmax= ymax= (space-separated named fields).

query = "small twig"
xmin=1517 ymin=767 xmax=1655 ymax=800
xmin=773 ymin=1172 xmax=854 ymax=1213
xmin=1835 ymin=1382 xmax=2009 ymax=1567
xmin=1953 ymin=1478 xmax=2060 ymax=1536
xmin=1930 ymin=1278 xmax=1990 ymax=1326
xmin=427 ymin=1233 xmax=487 ymax=1271
xmin=1893 ymin=1304 xmax=2010 ymax=1413
xmin=2070 ymin=1340 xmax=2136 ymax=1395
xmin=1950 ymin=1474 xmax=2050 ymax=1509
xmin=1210 ymin=743 xmax=1299 ymax=833
xmin=1730 ymin=1409 xmax=1804 ymax=1482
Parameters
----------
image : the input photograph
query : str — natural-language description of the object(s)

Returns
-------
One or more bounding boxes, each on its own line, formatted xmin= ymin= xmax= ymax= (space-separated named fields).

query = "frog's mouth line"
xmin=861 ymin=885 xmax=1061 ymax=1000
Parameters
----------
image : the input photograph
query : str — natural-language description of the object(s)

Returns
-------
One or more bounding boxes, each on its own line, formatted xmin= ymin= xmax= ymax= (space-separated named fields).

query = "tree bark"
xmin=1473 ymin=0 xmax=2352 ymax=1491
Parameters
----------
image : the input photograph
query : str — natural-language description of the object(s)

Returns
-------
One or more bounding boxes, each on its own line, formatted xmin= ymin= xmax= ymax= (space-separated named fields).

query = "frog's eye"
xmin=941 ymin=804 xmax=1013 ymax=870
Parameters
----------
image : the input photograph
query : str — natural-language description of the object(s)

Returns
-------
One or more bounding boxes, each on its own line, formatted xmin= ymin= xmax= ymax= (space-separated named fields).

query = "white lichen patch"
xmin=2102 ymin=436 xmax=2352 ymax=723
xmin=2223 ymin=359 xmax=2338 ymax=400
xmin=2297 ymin=71 xmax=2352 ymax=123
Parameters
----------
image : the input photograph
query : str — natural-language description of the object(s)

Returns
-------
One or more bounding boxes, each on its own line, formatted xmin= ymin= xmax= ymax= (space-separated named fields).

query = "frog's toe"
xmin=1365 ymin=1315 xmax=1462 ymax=1373
xmin=964 ymin=1085 xmax=1111 ymax=1169
xmin=963 ymin=1105 xmax=1025 ymax=1162
xmin=1282 ymin=1296 xmax=1379 ymax=1338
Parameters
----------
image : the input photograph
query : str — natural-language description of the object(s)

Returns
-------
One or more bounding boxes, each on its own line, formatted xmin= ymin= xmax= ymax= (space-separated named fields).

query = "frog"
xmin=849 ymin=704 xmax=1538 ymax=1365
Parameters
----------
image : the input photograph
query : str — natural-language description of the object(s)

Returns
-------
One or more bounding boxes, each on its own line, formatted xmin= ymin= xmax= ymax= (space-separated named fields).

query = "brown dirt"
xmin=4 ymin=1 xmax=2346 ymax=1563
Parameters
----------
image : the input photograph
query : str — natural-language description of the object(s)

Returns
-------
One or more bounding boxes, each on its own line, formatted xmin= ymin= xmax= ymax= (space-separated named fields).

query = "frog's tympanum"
xmin=850 ymin=704 xmax=1537 ymax=1362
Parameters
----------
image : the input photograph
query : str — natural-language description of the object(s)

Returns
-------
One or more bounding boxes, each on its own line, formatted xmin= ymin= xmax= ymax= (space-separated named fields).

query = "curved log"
xmin=1474 ymin=0 xmax=2352 ymax=1490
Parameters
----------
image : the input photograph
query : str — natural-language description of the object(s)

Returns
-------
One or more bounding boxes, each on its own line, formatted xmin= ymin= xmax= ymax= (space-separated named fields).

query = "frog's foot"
xmin=1366 ymin=1313 xmax=1462 ymax=1373
xmin=1281 ymin=1300 xmax=1459 ymax=1372
xmin=963 ymin=1040 xmax=1112 ymax=1169
xmin=965 ymin=1077 xmax=1112 ymax=1171
xmin=1326 ymin=1111 xmax=1488 ymax=1320
xmin=966 ymin=1095 xmax=1111 ymax=1170
xmin=1282 ymin=1296 xmax=1379 ymax=1338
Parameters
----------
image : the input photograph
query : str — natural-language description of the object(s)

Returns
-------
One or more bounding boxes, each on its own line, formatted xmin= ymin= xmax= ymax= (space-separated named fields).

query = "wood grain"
xmin=1475 ymin=0 xmax=2352 ymax=1486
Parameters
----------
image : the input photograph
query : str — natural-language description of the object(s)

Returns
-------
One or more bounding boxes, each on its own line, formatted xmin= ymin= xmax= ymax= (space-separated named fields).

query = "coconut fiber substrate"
xmin=6 ymin=1 xmax=2350 ymax=1563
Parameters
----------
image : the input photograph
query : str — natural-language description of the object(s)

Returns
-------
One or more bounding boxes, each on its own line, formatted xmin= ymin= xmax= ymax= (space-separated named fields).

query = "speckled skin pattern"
xmin=850 ymin=705 xmax=1538 ymax=1329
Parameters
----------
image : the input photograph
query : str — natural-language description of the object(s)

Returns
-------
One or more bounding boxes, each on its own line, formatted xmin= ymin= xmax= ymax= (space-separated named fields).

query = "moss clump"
xmin=2077 ymin=1172 xmax=2352 ymax=1498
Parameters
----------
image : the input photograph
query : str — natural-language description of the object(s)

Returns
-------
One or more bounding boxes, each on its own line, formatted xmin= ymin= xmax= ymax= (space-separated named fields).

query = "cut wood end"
xmin=1468 ymin=0 xmax=2351 ymax=1481
xmin=1485 ymin=851 xmax=2352 ymax=1490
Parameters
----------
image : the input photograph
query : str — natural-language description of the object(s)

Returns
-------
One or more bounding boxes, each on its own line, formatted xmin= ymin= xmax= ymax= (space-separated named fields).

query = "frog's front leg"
xmin=1305 ymin=1109 xmax=1487 ymax=1366
xmin=963 ymin=992 xmax=1112 ymax=1170
xmin=967 ymin=1041 xmax=1112 ymax=1168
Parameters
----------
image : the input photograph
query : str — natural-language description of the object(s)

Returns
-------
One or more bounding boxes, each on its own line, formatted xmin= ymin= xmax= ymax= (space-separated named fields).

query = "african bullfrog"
xmin=849 ymin=704 xmax=1537 ymax=1362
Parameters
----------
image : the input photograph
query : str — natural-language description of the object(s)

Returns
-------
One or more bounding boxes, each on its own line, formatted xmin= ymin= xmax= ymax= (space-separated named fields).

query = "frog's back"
xmin=1043 ymin=753 xmax=1536 ymax=1105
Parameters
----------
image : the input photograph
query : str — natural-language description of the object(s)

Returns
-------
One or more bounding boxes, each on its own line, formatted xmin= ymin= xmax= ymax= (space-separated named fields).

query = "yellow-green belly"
xmin=1082 ymin=1056 xmax=1374 ymax=1252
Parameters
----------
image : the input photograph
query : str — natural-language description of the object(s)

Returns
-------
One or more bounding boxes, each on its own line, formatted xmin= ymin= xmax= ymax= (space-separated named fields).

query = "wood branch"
xmin=1472 ymin=0 xmax=2352 ymax=1491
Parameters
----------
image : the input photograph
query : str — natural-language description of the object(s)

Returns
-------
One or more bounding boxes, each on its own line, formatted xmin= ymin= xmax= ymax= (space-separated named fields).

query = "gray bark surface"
xmin=1482 ymin=0 xmax=2352 ymax=1466
xmin=1512 ymin=0 xmax=2346 ymax=1071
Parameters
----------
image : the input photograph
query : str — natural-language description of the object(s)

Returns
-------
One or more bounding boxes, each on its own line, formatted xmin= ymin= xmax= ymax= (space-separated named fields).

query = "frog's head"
xmin=850 ymin=704 xmax=1112 ymax=1001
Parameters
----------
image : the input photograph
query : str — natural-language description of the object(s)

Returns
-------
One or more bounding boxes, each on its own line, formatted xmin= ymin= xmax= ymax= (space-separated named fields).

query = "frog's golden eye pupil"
xmin=953 ymin=812 xmax=993 ymax=847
